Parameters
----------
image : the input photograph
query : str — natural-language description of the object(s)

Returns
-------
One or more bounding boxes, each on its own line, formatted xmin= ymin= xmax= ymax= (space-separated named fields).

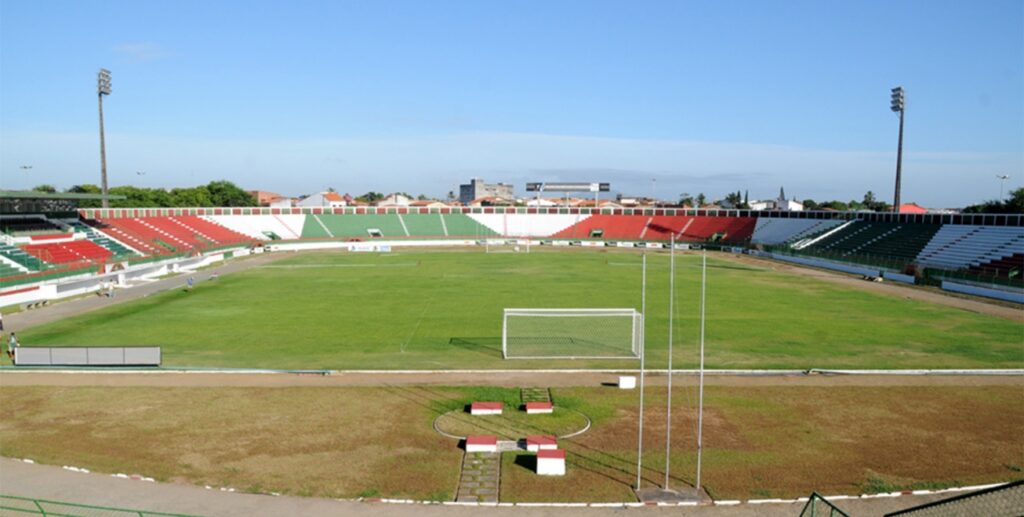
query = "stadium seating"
xmin=0 ymin=260 xmax=22 ymax=278
xmin=801 ymin=222 xmax=940 ymax=263
xmin=0 ymin=243 xmax=46 ymax=271
xmin=915 ymin=225 xmax=1024 ymax=270
xmin=206 ymin=214 xmax=304 ymax=240
xmin=468 ymin=214 xmax=580 ymax=237
xmin=92 ymin=216 xmax=253 ymax=252
xmin=22 ymin=240 xmax=113 ymax=265
xmin=751 ymin=218 xmax=845 ymax=245
xmin=312 ymin=214 xmax=407 ymax=238
xmin=169 ymin=216 xmax=252 ymax=246
xmin=970 ymin=253 xmax=1024 ymax=278
xmin=70 ymin=222 xmax=137 ymax=257
xmin=552 ymin=215 xmax=649 ymax=240
xmin=401 ymin=213 xmax=446 ymax=237
xmin=0 ymin=217 xmax=64 ymax=235
xmin=441 ymin=213 xmax=498 ymax=237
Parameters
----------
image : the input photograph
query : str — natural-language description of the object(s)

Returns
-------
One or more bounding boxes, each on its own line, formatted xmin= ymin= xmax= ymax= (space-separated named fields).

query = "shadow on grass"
xmin=513 ymin=454 xmax=536 ymax=473
xmin=449 ymin=337 xmax=503 ymax=357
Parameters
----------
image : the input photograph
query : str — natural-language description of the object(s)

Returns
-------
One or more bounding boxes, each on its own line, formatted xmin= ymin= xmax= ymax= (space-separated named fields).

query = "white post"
xmin=501 ymin=310 xmax=508 ymax=359
xmin=635 ymin=252 xmax=647 ymax=490
xmin=696 ymin=249 xmax=707 ymax=490
xmin=664 ymin=234 xmax=675 ymax=489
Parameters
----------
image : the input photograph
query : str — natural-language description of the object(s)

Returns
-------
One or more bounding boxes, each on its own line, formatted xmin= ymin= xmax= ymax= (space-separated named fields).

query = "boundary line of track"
xmin=1 ymin=367 xmax=1021 ymax=375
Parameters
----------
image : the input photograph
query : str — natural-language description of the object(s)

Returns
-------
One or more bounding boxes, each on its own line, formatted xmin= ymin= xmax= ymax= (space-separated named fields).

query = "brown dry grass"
xmin=0 ymin=386 xmax=462 ymax=500
xmin=1 ymin=384 xmax=1021 ymax=502
xmin=500 ymin=384 xmax=1024 ymax=501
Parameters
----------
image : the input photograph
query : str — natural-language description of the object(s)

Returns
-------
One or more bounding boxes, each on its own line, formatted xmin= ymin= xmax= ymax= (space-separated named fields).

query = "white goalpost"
xmin=484 ymin=238 xmax=531 ymax=253
xmin=502 ymin=308 xmax=642 ymax=359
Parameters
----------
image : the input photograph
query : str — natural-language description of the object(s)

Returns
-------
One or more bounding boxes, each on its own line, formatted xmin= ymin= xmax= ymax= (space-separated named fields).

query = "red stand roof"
xmin=466 ymin=435 xmax=498 ymax=445
xmin=471 ymin=401 xmax=503 ymax=411
xmin=537 ymin=449 xmax=566 ymax=459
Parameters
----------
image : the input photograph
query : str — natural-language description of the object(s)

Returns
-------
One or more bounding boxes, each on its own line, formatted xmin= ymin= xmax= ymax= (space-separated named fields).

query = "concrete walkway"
xmin=2 ymin=251 xmax=285 ymax=335
xmin=0 ymin=458 xmax=957 ymax=517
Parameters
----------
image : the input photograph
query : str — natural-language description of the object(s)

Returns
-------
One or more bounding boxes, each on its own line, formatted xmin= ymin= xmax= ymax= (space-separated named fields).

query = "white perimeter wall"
xmin=468 ymin=213 xmax=587 ymax=237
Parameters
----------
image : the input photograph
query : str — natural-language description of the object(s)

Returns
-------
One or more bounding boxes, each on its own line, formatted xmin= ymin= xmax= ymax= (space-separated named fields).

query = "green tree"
xmin=696 ymin=193 xmax=707 ymax=206
xmin=32 ymin=184 xmax=57 ymax=193
xmin=169 ymin=187 xmax=212 ymax=207
xmin=963 ymin=187 xmax=1024 ymax=214
xmin=205 ymin=180 xmax=256 ymax=207
xmin=678 ymin=193 xmax=694 ymax=207
xmin=802 ymin=199 xmax=819 ymax=210
xmin=356 ymin=192 xmax=384 ymax=203
xmin=67 ymin=184 xmax=103 ymax=208
xmin=724 ymin=191 xmax=742 ymax=207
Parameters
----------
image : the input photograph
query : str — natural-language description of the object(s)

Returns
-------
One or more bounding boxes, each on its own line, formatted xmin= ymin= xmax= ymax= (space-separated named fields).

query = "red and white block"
xmin=525 ymin=435 xmax=558 ymax=452
xmin=471 ymin=401 xmax=503 ymax=416
xmin=525 ymin=401 xmax=553 ymax=414
xmin=465 ymin=435 xmax=498 ymax=453
xmin=536 ymin=449 xmax=566 ymax=476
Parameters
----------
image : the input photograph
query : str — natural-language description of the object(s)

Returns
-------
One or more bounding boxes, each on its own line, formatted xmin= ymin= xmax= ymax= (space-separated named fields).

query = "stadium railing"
xmin=0 ymin=494 xmax=201 ymax=517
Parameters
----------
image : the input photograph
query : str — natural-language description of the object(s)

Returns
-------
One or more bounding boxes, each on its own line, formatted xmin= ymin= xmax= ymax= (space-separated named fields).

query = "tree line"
xmin=32 ymin=181 xmax=258 ymax=208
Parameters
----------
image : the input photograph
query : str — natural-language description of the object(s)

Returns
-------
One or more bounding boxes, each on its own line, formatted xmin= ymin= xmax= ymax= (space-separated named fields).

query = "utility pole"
xmin=98 ymin=69 xmax=112 ymax=208
xmin=890 ymin=86 xmax=905 ymax=213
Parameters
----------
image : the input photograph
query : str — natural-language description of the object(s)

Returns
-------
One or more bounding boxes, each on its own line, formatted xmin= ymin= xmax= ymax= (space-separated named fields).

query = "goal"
xmin=502 ymin=308 xmax=642 ymax=359
xmin=483 ymin=238 xmax=531 ymax=253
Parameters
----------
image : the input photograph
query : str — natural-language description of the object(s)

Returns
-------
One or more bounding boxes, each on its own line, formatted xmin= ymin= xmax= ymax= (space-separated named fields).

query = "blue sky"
xmin=1 ymin=0 xmax=1021 ymax=207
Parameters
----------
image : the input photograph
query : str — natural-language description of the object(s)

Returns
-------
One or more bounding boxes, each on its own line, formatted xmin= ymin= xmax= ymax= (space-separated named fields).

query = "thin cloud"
xmin=113 ymin=42 xmax=178 ymax=63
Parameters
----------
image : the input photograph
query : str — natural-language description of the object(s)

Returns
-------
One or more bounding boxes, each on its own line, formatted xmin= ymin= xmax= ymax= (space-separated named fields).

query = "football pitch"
xmin=18 ymin=249 xmax=1024 ymax=370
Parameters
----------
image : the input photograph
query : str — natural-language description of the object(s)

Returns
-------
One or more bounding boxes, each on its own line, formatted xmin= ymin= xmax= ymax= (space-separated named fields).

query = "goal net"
xmin=502 ymin=308 xmax=642 ymax=359
xmin=483 ymin=238 xmax=531 ymax=253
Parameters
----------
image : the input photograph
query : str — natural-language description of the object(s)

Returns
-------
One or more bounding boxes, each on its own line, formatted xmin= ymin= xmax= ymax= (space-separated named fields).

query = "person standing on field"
xmin=187 ymin=276 xmax=194 ymax=291
xmin=7 ymin=332 xmax=18 ymax=362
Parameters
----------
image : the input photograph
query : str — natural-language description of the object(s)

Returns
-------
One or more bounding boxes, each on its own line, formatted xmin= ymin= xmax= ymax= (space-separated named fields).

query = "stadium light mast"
xmin=996 ymin=174 xmax=1010 ymax=199
xmin=98 ymin=68 xmax=112 ymax=208
xmin=890 ymin=86 xmax=905 ymax=213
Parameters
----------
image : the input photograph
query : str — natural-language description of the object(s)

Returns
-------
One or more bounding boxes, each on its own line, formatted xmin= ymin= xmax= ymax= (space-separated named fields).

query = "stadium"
xmin=1 ymin=193 xmax=1022 ymax=515
xmin=2 ymin=1 xmax=1023 ymax=515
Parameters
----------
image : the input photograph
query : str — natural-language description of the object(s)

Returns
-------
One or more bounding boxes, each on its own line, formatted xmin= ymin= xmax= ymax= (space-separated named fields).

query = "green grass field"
xmin=18 ymin=249 xmax=1024 ymax=370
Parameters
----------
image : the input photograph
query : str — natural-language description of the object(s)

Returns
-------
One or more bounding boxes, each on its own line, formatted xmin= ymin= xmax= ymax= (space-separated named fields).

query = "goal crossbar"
xmin=502 ymin=308 xmax=642 ymax=359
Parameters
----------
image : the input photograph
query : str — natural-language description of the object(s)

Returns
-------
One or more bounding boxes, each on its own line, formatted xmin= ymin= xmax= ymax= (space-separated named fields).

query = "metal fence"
xmin=0 ymin=495 xmax=202 ymax=517
xmin=798 ymin=492 xmax=850 ymax=517
xmin=884 ymin=480 xmax=1024 ymax=517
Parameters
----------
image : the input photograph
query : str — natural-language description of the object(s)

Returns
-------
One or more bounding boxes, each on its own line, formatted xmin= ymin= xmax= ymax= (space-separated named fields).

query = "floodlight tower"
xmin=996 ymin=175 xmax=1010 ymax=199
xmin=890 ymin=86 xmax=905 ymax=213
xmin=98 ymin=69 xmax=112 ymax=208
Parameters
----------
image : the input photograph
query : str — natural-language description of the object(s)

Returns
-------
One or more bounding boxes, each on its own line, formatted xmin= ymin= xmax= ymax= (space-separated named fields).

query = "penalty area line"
xmin=257 ymin=263 xmax=419 ymax=269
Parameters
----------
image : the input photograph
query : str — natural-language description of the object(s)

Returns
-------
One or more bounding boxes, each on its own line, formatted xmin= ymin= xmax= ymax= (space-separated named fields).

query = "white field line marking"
xmin=400 ymin=275 xmax=438 ymax=354
xmin=257 ymin=263 xmax=419 ymax=269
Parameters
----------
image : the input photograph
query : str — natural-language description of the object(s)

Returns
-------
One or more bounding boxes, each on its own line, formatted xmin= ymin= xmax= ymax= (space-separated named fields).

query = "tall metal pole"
xmin=98 ymin=69 xmax=112 ymax=209
xmin=696 ymin=249 xmax=707 ymax=490
xmin=664 ymin=234 xmax=675 ymax=489
xmin=892 ymin=108 xmax=904 ymax=212
xmin=98 ymin=93 xmax=109 ymax=208
xmin=890 ymin=86 xmax=905 ymax=213
xmin=635 ymin=252 xmax=647 ymax=490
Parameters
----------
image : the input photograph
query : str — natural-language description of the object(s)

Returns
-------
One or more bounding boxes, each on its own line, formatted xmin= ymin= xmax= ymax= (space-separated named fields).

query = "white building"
xmin=297 ymin=191 xmax=346 ymax=208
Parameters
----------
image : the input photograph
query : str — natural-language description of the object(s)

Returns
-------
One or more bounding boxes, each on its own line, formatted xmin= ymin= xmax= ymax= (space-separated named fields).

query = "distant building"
xmin=297 ymin=191 xmax=347 ymax=208
xmin=409 ymin=200 xmax=448 ymax=209
xmin=749 ymin=187 xmax=803 ymax=211
xmin=467 ymin=196 xmax=514 ymax=207
xmin=249 ymin=190 xmax=287 ymax=207
xmin=376 ymin=193 xmax=412 ymax=207
xmin=898 ymin=203 xmax=928 ymax=214
xmin=459 ymin=178 xmax=514 ymax=205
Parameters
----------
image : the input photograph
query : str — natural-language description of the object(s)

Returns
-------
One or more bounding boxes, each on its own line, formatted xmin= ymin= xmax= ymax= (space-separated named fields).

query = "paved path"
xmin=1 ymin=251 xmax=286 ymax=334
xmin=0 ymin=458 xmax=958 ymax=516
xmin=2 ymin=370 xmax=1021 ymax=388
xmin=455 ymin=452 xmax=501 ymax=503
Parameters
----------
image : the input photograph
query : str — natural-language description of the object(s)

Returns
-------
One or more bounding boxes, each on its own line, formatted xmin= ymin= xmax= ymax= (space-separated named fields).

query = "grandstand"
xmin=3 ymin=198 xmax=1023 ymax=301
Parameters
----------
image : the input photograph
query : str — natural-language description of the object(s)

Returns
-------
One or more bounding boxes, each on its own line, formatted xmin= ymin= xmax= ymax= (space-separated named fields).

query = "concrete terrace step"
xmin=455 ymin=452 xmax=501 ymax=503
